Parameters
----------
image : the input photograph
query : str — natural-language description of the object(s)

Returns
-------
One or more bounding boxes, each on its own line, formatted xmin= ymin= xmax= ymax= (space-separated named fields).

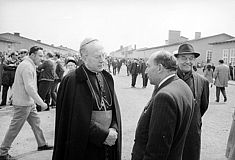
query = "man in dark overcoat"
xmin=139 ymin=59 xmax=148 ymax=88
xmin=131 ymin=50 xmax=194 ymax=160
xmin=130 ymin=59 xmax=139 ymax=88
xmin=175 ymin=43 xmax=209 ymax=160
xmin=52 ymin=38 xmax=122 ymax=160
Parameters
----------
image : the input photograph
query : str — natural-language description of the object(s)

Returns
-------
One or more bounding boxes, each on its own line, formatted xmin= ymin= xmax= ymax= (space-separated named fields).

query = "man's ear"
xmin=158 ymin=64 xmax=163 ymax=72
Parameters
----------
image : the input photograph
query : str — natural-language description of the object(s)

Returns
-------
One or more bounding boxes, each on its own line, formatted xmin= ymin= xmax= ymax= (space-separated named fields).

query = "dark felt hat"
xmin=174 ymin=43 xmax=200 ymax=58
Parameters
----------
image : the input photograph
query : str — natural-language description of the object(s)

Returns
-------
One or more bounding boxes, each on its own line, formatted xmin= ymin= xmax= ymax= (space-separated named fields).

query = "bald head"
xmin=146 ymin=50 xmax=177 ymax=85
xmin=150 ymin=50 xmax=177 ymax=71
xmin=80 ymin=38 xmax=104 ymax=56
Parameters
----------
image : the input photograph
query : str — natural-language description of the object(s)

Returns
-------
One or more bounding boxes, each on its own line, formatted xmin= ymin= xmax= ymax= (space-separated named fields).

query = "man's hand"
xmin=40 ymin=102 xmax=48 ymax=111
xmin=104 ymin=128 xmax=118 ymax=146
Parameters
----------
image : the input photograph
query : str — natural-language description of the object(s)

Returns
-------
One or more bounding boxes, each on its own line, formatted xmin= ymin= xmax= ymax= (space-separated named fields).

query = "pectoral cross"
xmin=101 ymin=97 xmax=106 ymax=111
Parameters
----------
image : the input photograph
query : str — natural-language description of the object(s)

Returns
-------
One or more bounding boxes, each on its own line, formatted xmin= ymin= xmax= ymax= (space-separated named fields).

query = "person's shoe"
xmin=0 ymin=154 xmax=16 ymax=160
xmin=224 ymin=98 xmax=227 ymax=102
xmin=215 ymin=100 xmax=219 ymax=102
xmin=36 ymin=105 xmax=41 ymax=112
xmin=44 ymin=107 xmax=50 ymax=111
xmin=38 ymin=145 xmax=53 ymax=151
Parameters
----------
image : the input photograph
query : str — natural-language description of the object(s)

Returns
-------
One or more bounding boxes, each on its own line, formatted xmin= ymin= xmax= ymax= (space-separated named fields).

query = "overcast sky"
xmin=0 ymin=0 xmax=235 ymax=53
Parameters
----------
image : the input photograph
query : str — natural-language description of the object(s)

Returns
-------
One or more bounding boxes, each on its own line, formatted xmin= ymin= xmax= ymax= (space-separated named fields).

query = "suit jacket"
xmin=213 ymin=64 xmax=230 ymax=87
xmin=38 ymin=59 xmax=55 ymax=81
xmin=52 ymin=64 xmax=122 ymax=160
xmin=181 ymin=72 xmax=209 ymax=160
xmin=131 ymin=75 xmax=194 ymax=160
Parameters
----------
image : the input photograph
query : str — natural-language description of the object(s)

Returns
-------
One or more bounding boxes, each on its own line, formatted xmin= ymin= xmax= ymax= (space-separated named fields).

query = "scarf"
xmin=177 ymin=69 xmax=195 ymax=98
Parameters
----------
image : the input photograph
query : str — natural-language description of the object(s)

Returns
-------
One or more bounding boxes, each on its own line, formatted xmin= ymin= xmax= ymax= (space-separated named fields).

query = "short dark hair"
xmin=54 ymin=52 xmax=60 ymax=59
xmin=219 ymin=59 xmax=224 ymax=64
xmin=10 ymin=52 xmax=18 ymax=57
xmin=29 ymin=46 xmax=43 ymax=55
xmin=153 ymin=51 xmax=177 ymax=71
xmin=47 ymin=52 xmax=53 ymax=58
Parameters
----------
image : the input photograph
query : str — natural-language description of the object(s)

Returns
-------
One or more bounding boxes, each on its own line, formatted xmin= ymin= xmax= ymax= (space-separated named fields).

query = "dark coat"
xmin=2 ymin=58 xmax=18 ymax=86
xmin=140 ymin=62 xmax=147 ymax=78
xmin=55 ymin=60 xmax=64 ymax=81
xmin=130 ymin=62 xmax=139 ymax=75
xmin=52 ymin=64 xmax=122 ymax=160
xmin=181 ymin=72 xmax=209 ymax=160
xmin=38 ymin=59 xmax=55 ymax=81
xmin=0 ymin=57 xmax=4 ymax=86
xmin=132 ymin=75 xmax=194 ymax=160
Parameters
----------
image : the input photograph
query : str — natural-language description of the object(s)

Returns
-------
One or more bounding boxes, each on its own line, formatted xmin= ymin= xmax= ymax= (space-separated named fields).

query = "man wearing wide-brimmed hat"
xmin=174 ymin=43 xmax=209 ymax=160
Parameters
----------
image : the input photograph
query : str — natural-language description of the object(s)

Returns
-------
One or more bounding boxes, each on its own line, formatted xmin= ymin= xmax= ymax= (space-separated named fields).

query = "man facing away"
xmin=52 ymin=38 xmax=122 ymax=160
xmin=130 ymin=59 xmax=139 ymax=88
xmin=214 ymin=59 xmax=230 ymax=102
xmin=131 ymin=50 xmax=194 ymax=160
xmin=0 ymin=46 xmax=53 ymax=160
xmin=175 ymin=43 xmax=209 ymax=160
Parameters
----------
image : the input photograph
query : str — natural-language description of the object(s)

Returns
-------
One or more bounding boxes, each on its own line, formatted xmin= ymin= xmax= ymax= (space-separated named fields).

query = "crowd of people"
xmin=0 ymin=49 xmax=84 ymax=110
xmin=106 ymin=57 xmax=149 ymax=88
xmin=0 ymin=40 xmax=234 ymax=160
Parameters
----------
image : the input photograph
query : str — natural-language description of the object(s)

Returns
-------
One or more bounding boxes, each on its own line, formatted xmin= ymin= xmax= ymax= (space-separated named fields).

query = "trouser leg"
xmin=127 ymin=67 xmax=129 ymax=76
xmin=38 ymin=81 xmax=52 ymax=111
xmin=142 ymin=78 xmax=145 ymax=87
xmin=45 ymin=82 xmax=53 ymax=107
xmin=143 ymin=74 xmax=148 ymax=87
xmin=131 ymin=74 xmax=137 ymax=87
xmin=220 ymin=87 xmax=227 ymax=99
xmin=0 ymin=106 xmax=30 ymax=156
xmin=27 ymin=105 xmax=47 ymax=147
xmin=216 ymin=86 xmax=220 ymax=101
xmin=1 ymin=85 xmax=9 ymax=105
xmin=50 ymin=80 xmax=59 ymax=106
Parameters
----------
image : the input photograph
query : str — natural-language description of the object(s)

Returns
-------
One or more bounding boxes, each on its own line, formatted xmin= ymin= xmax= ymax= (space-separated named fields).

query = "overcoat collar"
xmin=152 ymin=75 xmax=179 ymax=97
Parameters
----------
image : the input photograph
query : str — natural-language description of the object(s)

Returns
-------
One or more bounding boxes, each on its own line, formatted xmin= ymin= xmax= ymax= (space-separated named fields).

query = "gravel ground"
xmin=0 ymin=66 xmax=234 ymax=160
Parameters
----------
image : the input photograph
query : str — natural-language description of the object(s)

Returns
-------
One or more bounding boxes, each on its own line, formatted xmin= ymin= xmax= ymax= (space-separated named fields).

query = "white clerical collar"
xmin=158 ymin=74 xmax=175 ymax=88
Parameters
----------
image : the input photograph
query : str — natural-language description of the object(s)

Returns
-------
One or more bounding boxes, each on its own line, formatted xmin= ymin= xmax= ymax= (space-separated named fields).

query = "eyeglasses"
xmin=179 ymin=56 xmax=195 ymax=61
xmin=20 ymin=51 xmax=27 ymax=54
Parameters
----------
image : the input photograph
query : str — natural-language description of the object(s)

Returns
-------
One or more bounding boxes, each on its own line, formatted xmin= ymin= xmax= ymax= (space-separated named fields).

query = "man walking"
xmin=0 ymin=46 xmax=53 ymax=160
xmin=214 ymin=59 xmax=230 ymax=102
xmin=130 ymin=59 xmax=139 ymax=88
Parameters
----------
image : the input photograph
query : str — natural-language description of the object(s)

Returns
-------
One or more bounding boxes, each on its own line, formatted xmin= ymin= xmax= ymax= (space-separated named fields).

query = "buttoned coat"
xmin=182 ymin=72 xmax=209 ymax=160
xmin=131 ymin=75 xmax=194 ymax=160
xmin=213 ymin=64 xmax=230 ymax=87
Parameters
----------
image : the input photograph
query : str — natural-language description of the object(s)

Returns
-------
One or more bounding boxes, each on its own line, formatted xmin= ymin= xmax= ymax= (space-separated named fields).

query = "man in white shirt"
xmin=0 ymin=46 xmax=53 ymax=160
